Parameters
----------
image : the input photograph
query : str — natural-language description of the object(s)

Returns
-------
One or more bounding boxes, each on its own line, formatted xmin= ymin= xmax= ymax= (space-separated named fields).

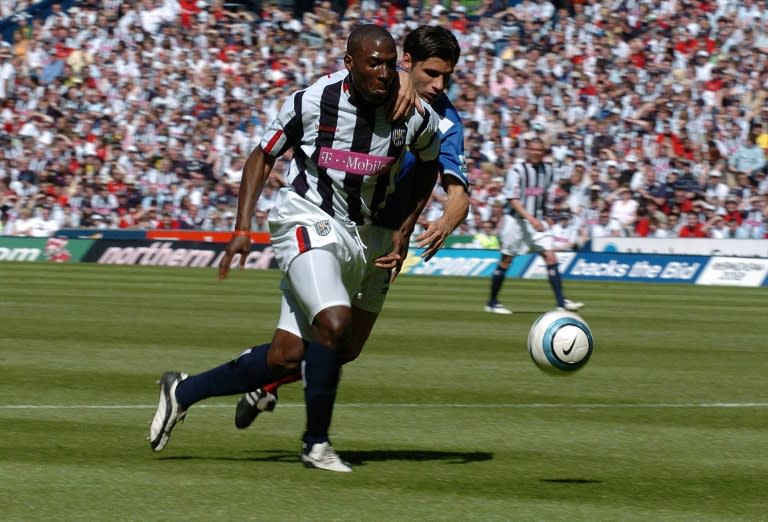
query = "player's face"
xmin=345 ymin=37 xmax=398 ymax=105
xmin=403 ymin=54 xmax=454 ymax=104
xmin=526 ymin=141 xmax=545 ymax=163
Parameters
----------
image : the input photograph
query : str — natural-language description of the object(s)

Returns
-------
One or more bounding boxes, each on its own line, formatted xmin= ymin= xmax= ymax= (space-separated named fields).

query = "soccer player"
xmin=148 ymin=25 xmax=441 ymax=472
xmin=485 ymin=137 xmax=583 ymax=314
xmin=233 ymin=25 xmax=468 ymax=430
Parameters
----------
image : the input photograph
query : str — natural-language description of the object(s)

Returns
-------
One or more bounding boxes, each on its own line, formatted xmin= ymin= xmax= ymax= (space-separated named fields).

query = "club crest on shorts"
xmin=315 ymin=219 xmax=331 ymax=236
xmin=391 ymin=126 xmax=406 ymax=148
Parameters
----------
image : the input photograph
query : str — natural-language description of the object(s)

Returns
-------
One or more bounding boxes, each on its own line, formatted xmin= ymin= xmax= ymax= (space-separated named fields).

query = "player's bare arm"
xmin=416 ymin=176 xmax=469 ymax=261
xmin=218 ymin=146 xmax=276 ymax=280
xmin=511 ymin=198 xmax=543 ymax=232
xmin=375 ymin=159 xmax=440 ymax=280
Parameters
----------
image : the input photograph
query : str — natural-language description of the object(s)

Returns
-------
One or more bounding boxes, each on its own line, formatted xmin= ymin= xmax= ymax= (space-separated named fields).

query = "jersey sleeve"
xmin=437 ymin=108 xmax=468 ymax=190
xmin=407 ymin=101 xmax=440 ymax=162
xmin=503 ymin=163 xmax=522 ymax=200
xmin=260 ymin=92 xmax=302 ymax=158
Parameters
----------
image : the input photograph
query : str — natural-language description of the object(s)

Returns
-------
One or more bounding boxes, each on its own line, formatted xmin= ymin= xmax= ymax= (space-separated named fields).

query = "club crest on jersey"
xmin=315 ymin=219 xmax=331 ymax=236
xmin=391 ymin=127 xmax=406 ymax=148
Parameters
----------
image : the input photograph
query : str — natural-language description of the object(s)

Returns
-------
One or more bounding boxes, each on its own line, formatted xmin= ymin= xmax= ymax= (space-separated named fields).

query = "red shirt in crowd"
xmin=722 ymin=209 xmax=743 ymax=225
xmin=635 ymin=216 xmax=651 ymax=237
xmin=178 ymin=0 xmax=201 ymax=28
xmin=679 ymin=220 xmax=706 ymax=237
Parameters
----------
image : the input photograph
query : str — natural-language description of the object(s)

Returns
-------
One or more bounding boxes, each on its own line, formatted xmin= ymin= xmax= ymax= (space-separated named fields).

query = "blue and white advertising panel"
xmin=520 ymin=252 xmax=578 ymax=280
xmin=402 ymin=249 xmax=533 ymax=278
xmin=561 ymin=253 xmax=706 ymax=284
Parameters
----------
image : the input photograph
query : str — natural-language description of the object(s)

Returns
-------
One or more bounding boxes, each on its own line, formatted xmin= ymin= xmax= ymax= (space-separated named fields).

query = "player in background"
xmin=233 ymin=25 xmax=469 ymax=430
xmin=485 ymin=137 xmax=583 ymax=314
xmin=148 ymin=25 xmax=441 ymax=472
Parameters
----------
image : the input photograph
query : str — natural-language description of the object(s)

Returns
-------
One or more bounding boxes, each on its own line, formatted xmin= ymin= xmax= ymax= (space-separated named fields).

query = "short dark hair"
xmin=347 ymin=24 xmax=394 ymax=56
xmin=403 ymin=25 xmax=460 ymax=66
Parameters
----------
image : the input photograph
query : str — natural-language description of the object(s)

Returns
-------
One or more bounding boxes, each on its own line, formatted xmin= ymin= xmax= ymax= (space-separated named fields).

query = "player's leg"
xmin=234 ymin=223 xmax=386 ymax=433
xmin=234 ymin=305 xmax=378 ymax=430
xmin=149 ymin=326 xmax=305 ymax=452
xmin=540 ymin=249 xmax=566 ymax=309
xmin=486 ymin=215 xmax=518 ymax=314
xmin=340 ymin=227 xmax=389 ymax=363
xmin=487 ymin=253 xmax=513 ymax=313
xmin=540 ymin=249 xmax=583 ymax=311
xmin=151 ymin=265 xmax=313 ymax=450
xmin=339 ymin=307 xmax=379 ymax=364
xmin=286 ymin=247 xmax=356 ymax=472
xmin=235 ymin=279 xmax=313 ymax=428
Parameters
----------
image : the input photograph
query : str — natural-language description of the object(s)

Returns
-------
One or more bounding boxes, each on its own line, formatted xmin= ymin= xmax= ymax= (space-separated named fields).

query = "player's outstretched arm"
xmin=415 ymin=177 xmax=469 ymax=261
xmin=386 ymin=159 xmax=440 ymax=281
xmin=511 ymin=198 xmax=544 ymax=232
xmin=218 ymin=146 xmax=276 ymax=280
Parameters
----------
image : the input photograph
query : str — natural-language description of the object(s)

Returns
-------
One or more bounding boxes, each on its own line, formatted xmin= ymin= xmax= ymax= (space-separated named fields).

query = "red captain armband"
xmin=232 ymin=230 xmax=251 ymax=238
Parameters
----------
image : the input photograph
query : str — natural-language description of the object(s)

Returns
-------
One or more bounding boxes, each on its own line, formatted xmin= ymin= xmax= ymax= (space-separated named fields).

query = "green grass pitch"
xmin=1 ymin=263 xmax=766 ymax=521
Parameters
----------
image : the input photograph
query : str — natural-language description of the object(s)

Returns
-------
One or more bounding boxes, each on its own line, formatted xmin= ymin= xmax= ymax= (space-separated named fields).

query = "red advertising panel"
xmin=145 ymin=230 xmax=271 ymax=244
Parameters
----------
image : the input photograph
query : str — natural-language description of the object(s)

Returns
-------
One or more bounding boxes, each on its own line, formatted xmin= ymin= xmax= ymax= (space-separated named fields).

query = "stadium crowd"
xmin=1 ymin=0 xmax=768 ymax=245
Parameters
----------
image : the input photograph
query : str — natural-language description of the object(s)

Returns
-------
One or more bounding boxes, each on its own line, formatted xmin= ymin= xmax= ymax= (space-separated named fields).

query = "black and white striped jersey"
xmin=260 ymin=71 xmax=440 ymax=225
xmin=502 ymin=159 xmax=554 ymax=219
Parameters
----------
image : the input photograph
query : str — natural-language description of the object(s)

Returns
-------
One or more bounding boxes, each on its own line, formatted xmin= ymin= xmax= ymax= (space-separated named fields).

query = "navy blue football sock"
xmin=302 ymin=341 xmax=341 ymax=445
xmin=488 ymin=264 xmax=508 ymax=305
xmin=547 ymin=263 xmax=565 ymax=308
xmin=175 ymin=344 xmax=275 ymax=409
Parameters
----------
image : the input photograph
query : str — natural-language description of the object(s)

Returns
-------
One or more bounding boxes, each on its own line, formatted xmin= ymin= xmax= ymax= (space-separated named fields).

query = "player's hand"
xmin=378 ymin=228 xmax=411 ymax=282
xmin=390 ymin=70 xmax=424 ymax=122
xmin=217 ymin=234 xmax=252 ymax=280
xmin=374 ymin=251 xmax=401 ymax=271
xmin=531 ymin=217 xmax=545 ymax=233
xmin=416 ymin=219 xmax=451 ymax=262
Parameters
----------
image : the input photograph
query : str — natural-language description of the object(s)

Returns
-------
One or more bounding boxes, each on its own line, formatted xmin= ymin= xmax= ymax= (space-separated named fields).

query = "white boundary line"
xmin=1 ymin=402 xmax=767 ymax=410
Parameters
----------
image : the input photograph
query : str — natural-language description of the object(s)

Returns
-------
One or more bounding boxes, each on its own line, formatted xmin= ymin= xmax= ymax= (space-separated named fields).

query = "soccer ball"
xmin=527 ymin=310 xmax=593 ymax=374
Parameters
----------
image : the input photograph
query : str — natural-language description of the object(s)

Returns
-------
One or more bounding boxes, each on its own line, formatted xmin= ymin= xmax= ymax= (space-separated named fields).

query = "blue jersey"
xmin=375 ymin=93 xmax=468 ymax=228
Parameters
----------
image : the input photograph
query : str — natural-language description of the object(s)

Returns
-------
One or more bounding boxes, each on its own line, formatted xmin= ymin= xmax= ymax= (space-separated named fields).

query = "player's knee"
xmin=312 ymin=306 xmax=352 ymax=348
xmin=267 ymin=331 xmax=306 ymax=376
xmin=339 ymin=339 xmax=364 ymax=365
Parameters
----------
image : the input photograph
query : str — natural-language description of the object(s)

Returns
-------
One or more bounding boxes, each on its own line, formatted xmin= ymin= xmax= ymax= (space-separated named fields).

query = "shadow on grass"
xmin=162 ymin=449 xmax=493 ymax=466
xmin=540 ymin=478 xmax=602 ymax=484
xmin=343 ymin=450 xmax=492 ymax=465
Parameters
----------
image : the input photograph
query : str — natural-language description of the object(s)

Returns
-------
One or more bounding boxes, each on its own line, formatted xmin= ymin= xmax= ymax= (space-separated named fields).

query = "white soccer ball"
xmin=527 ymin=310 xmax=593 ymax=374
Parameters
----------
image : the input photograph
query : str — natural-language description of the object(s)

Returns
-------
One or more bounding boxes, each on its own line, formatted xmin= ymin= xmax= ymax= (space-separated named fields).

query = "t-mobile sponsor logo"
xmin=317 ymin=147 xmax=394 ymax=176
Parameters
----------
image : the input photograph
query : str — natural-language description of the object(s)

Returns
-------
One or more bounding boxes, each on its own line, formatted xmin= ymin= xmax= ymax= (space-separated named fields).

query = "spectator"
xmin=728 ymin=134 xmax=766 ymax=177
xmin=647 ymin=216 xmax=672 ymax=238
xmin=550 ymin=211 xmax=579 ymax=251
xmin=472 ymin=220 xmax=500 ymax=250
xmin=721 ymin=195 xmax=744 ymax=225
xmin=721 ymin=217 xmax=751 ymax=239
xmin=679 ymin=211 xmax=707 ymax=238
xmin=0 ymin=0 xmax=766 ymax=243
xmin=588 ymin=209 xmax=622 ymax=239
xmin=609 ymin=186 xmax=638 ymax=235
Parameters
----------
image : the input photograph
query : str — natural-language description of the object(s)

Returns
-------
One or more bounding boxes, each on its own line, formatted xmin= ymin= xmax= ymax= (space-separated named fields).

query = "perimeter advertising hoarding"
xmin=0 ymin=237 xmax=93 ymax=263
xmin=558 ymin=253 xmax=706 ymax=284
xmin=55 ymin=229 xmax=272 ymax=244
xmin=401 ymin=248 xmax=532 ymax=278
xmin=82 ymin=240 xmax=277 ymax=269
xmin=520 ymin=252 xmax=578 ymax=280
xmin=696 ymin=257 xmax=768 ymax=287
xmin=591 ymin=237 xmax=768 ymax=258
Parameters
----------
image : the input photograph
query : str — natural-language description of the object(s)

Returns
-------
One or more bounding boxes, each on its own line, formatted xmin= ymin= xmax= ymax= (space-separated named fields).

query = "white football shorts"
xmin=269 ymin=189 xmax=394 ymax=340
xmin=499 ymin=214 xmax=554 ymax=257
